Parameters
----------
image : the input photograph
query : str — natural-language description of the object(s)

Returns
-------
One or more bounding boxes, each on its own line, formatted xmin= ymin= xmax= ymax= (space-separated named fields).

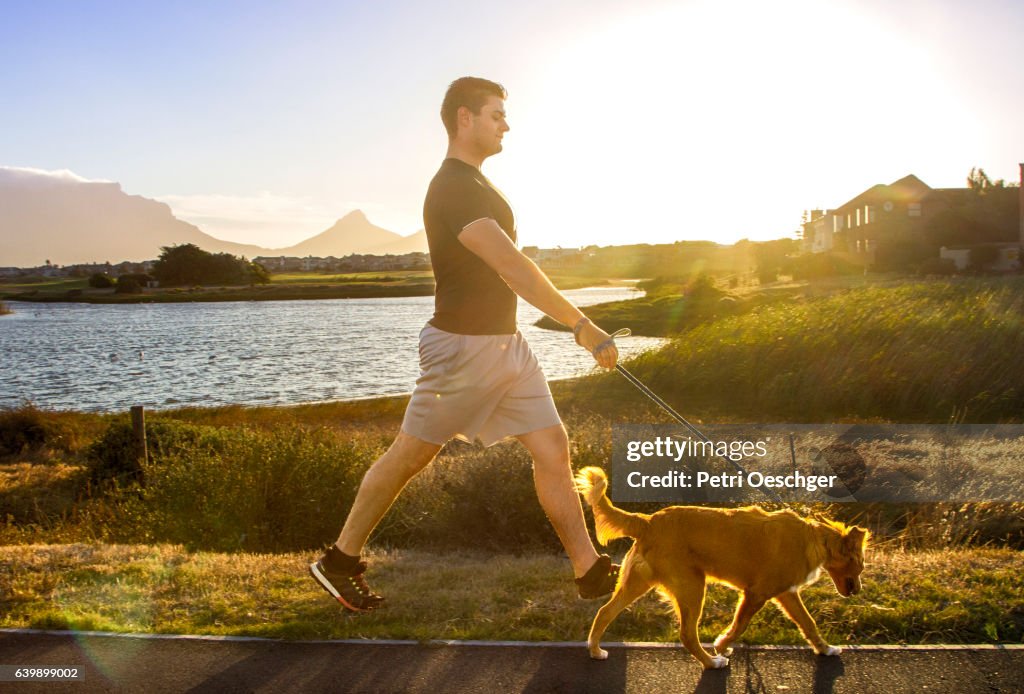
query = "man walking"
xmin=310 ymin=77 xmax=621 ymax=611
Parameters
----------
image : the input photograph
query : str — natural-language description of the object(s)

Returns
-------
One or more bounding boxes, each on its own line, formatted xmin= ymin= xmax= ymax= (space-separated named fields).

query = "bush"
xmin=874 ymin=240 xmax=932 ymax=273
xmin=969 ymin=245 xmax=1001 ymax=272
xmin=88 ymin=273 xmax=114 ymax=289
xmin=790 ymin=252 xmax=861 ymax=280
xmin=0 ymin=404 xmax=90 ymax=460
xmin=89 ymin=424 xmax=568 ymax=553
xmin=917 ymin=257 xmax=957 ymax=276
xmin=86 ymin=418 xmax=217 ymax=485
xmin=378 ymin=442 xmax=557 ymax=552
xmin=0 ymin=405 xmax=52 ymax=457
xmin=114 ymin=277 xmax=142 ymax=294
xmin=106 ymin=426 xmax=374 ymax=551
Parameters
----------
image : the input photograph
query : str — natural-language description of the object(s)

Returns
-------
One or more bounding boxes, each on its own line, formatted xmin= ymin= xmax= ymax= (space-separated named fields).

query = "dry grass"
xmin=1 ymin=543 xmax=1020 ymax=644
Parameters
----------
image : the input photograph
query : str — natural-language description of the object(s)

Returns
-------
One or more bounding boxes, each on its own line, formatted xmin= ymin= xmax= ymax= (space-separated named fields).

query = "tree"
xmin=250 ymin=261 xmax=270 ymax=284
xmin=88 ymin=273 xmax=115 ymax=289
xmin=151 ymin=244 xmax=270 ymax=287
xmin=115 ymin=276 xmax=143 ymax=294
xmin=967 ymin=167 xmax=1010 ymax=192
xmin=753 ymin=239 xmax=798 ymax=284
xmin=926 ymin=166 xmax=1020 ymax=248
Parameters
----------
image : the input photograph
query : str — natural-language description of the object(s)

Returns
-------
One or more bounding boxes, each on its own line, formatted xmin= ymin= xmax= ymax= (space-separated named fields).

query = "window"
xmin=908 ymin=203 xmax=921 ymax=217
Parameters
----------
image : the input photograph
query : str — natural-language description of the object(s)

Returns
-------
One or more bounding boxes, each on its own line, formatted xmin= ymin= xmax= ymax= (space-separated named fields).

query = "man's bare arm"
xmin=458 ymin=218 xmax=618 ymax=368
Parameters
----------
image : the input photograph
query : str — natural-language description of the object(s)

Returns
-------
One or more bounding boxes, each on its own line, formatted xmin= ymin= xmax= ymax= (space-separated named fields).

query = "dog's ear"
xmin=844 ymin=527 xmax=869 ymax=550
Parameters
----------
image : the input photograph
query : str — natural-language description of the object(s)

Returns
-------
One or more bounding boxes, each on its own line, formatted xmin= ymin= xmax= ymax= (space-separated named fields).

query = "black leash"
xmin=602 ymin=328 xmax=784 ymax=503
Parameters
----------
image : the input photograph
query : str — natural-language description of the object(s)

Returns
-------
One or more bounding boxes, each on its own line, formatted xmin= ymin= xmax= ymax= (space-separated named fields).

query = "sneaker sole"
xmin=308 ymin=561 xmax=374 ymax=613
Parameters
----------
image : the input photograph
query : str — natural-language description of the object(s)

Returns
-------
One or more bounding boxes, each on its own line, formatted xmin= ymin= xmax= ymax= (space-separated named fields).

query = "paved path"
xmin=1 ymin=631 xmax=1022 ymax=693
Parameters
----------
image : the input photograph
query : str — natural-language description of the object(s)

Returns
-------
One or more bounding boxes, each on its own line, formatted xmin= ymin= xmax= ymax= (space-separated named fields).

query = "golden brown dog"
xmin=575 ymin=466 xmax=868 ymax=669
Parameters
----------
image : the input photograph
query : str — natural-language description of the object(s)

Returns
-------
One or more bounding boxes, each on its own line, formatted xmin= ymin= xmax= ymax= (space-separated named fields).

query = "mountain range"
xmin=0 ymin=167 xmax=427 ymax=267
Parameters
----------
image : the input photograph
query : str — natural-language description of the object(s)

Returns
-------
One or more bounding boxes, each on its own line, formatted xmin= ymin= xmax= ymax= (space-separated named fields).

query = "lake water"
xmin=0 ymin=287 xmax=665 ymax=412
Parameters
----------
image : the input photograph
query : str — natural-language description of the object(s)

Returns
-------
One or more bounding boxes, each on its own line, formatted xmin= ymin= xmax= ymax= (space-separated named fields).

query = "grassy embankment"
xmin=2 ymin=276 xmax=1023 ymax=642
xmin=3 ymin=544 xmax=1020 ymax=644
xmin=0 ymin=271 xmax=602 ymax=304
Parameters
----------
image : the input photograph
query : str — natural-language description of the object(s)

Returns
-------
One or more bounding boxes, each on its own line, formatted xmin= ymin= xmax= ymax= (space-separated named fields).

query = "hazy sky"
xmin=2 ymin=0 xmax=1022 ymax=249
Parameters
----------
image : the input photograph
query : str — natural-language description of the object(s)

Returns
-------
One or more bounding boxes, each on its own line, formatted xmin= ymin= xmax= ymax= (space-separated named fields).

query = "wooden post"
xmin=131 ymin=405 xmax=148 ymax=465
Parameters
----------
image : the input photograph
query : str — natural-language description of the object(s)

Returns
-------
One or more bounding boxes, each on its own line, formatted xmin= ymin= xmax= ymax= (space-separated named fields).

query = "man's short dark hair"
xmin=441 ymin=77 xmax=507 ymax=138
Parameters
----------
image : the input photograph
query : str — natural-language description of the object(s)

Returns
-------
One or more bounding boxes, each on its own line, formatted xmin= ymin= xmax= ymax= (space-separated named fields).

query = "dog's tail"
xmin=575 ymin=466 xmax=650 ymax=545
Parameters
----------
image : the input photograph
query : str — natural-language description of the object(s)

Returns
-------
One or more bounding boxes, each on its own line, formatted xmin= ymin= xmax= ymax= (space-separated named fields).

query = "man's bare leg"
xmin=336 ymin=430 xmax=442 ymax=555
xmin=516 ymin=424 xmax=601 ymax=577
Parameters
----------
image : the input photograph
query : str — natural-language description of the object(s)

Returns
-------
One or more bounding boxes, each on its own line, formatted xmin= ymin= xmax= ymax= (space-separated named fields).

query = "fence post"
xmin=131 ymin=405 xmax=148 ymax=465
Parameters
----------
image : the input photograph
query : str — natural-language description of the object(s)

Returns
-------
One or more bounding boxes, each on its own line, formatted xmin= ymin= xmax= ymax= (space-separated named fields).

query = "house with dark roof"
xmin=803 ymin=165 xmax=1023 ymax=271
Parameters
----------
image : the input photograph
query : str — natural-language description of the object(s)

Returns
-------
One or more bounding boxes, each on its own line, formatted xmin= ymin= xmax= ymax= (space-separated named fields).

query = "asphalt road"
xmin=1 ymin=631 xmax=1021 ymax=693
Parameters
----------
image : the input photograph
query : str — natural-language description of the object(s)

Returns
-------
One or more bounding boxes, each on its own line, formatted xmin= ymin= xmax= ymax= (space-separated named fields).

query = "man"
xmin=310 ymin=76 xmax=621 ymax=612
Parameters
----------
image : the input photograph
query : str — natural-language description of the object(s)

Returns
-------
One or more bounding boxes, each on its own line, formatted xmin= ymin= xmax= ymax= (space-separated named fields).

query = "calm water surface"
xmin=0 ymin=287 xmax=665 ymax=412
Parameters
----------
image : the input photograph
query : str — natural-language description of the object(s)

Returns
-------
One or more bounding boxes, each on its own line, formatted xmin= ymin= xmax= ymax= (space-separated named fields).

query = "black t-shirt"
xmin=423 ymin=158 xmax=518 ymax=335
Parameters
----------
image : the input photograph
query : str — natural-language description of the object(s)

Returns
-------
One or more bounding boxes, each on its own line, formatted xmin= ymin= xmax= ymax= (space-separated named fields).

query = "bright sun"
xmin=491 ymin=0 xmax=979 ymax=249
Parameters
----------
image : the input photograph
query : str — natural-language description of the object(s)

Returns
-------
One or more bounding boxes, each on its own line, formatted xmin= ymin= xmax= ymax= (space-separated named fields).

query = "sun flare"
xmin=495 ymin=0 xmax=980 ymax=248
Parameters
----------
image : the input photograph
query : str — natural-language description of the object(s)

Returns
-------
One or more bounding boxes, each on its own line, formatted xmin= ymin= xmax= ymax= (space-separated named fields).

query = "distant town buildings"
xmin=0 ymin=260 xmax=155 ymax=279
xmin=0 ymin=254 xmax=435 ymax=278
xmin=253 ymin=252 xmax=431 ymax=273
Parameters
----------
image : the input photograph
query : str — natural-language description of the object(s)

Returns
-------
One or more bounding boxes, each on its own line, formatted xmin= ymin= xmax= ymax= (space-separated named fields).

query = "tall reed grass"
xmin=576 ymin=277 xmax=1024 ymax=422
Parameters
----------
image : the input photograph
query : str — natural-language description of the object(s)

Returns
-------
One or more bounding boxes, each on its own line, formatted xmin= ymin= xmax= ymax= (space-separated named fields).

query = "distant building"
xmin=254 ymin=256 xmax=306 ymax=272
xmin=254 ymin=252 xmax=431 ymax=273
xmin=802 ymin=209 xmax=833 ymax=254
xmin=337 ymin=252 xmax=430 ymax=272
xmin=803 ymin=165 xmax=1023 ymax=269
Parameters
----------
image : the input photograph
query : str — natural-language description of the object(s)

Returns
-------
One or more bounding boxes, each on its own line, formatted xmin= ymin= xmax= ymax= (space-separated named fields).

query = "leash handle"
xmin=592 ymin=328 xmax=631 ymax=355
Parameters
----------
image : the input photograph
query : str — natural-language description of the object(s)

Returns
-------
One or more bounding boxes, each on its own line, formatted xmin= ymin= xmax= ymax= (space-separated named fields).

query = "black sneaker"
xmin=575 ymin=554 xmax=620 ymax=599
xmin=309 ymin=557 xmax=385 ymax=612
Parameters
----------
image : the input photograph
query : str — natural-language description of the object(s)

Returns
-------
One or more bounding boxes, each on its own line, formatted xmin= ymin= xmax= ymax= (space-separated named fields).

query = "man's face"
xmin=461 ymin=95 xmax=509 ymax=157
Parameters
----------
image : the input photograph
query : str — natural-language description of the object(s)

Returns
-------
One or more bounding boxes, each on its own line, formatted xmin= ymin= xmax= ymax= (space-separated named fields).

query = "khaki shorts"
xmin=401 ymin=324 xmax=561 ymax=447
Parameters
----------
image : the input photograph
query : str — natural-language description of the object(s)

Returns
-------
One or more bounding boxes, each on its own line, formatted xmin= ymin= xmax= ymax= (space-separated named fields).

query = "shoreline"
xmin=0 ymin=274 xmax=613 ymax=304
xmin=1 ymin=283 xmax=437 ymax=304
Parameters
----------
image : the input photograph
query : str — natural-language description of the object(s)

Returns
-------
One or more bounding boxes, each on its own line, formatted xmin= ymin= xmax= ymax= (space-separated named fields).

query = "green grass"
xmin=0 ymin=270 xmax=607 ymax=304
xmin=0 ymin=278 xmax=89 ymax=292
xmin=566 ymin=276 xmax=1024 ymax=422
xmin=269 ymin=270 xmax=433 ymax=283
xmin=1 ymin=543 xmax=1020 ymax=644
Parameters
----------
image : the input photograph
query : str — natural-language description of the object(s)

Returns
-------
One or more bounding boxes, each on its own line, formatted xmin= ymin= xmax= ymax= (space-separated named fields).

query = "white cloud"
xmin=0 ymin=165 xmax=112 ymax=186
